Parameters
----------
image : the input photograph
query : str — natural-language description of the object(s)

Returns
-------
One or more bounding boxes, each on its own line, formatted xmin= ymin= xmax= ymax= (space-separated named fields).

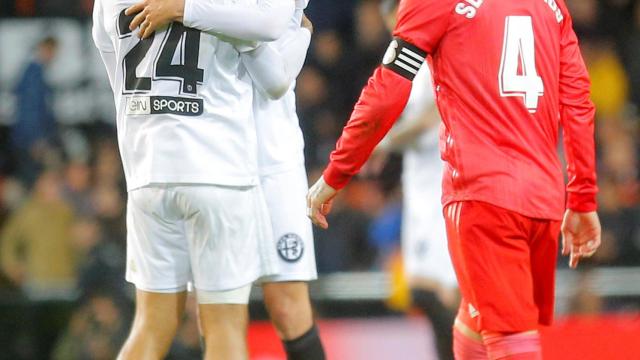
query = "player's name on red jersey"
xmin=455 ymin=0 xmax=564 ymax=22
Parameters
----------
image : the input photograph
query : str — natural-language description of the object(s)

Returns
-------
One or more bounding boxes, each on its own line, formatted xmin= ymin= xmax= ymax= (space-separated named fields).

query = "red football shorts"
xmin=444 ymin=201 xmax=561 ymax=333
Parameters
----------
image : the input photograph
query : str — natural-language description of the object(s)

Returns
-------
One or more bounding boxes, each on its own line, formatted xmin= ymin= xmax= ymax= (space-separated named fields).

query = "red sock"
xmin=454 ymin=327 xmax=488 ymax=360
xmin=482 ymin=331 xmax=542 ymax=360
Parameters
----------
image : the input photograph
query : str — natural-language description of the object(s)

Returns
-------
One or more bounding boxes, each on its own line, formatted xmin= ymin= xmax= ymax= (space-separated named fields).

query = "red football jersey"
xmin=323 ymin=0 xmax=597 ymax=220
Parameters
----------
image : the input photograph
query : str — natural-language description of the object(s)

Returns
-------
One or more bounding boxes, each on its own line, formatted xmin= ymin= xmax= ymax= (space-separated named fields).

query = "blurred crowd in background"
xmin=0 ymin=0 xmax=639 ymax=358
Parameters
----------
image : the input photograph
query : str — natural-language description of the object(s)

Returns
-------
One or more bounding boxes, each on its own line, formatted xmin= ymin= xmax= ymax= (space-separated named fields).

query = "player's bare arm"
xmin=126 ymin=0 xmax=295 ymax=41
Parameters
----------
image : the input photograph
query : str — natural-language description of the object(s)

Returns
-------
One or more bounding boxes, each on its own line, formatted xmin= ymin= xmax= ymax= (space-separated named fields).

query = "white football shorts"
xmin=258 ymin=165 xmax=318 ymax=283
xmin=125 ymin=183 xmax=277 ymax=302
xmin=402 ymin=188 xmax=458 ymax=289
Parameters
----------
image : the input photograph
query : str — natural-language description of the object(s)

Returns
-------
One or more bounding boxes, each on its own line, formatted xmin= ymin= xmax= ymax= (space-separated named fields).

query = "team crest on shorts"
xmin=277 ymin=233 xmax=304 ymax=262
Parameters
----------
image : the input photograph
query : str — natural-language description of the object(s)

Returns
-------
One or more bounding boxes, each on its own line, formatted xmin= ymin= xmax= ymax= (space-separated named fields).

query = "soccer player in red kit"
xmin=307 ymin=0 xmax=601 ymax=359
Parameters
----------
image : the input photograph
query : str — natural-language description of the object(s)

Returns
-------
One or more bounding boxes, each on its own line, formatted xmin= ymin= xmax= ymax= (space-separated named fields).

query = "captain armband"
xmin=381 ymin=38 xmax=427 ymax=81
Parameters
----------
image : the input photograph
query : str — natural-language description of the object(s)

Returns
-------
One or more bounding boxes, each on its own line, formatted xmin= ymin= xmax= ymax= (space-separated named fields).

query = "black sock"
xmin=283 ymin=324 xmax=326 ymax=360
xmin=411 ymin=289 xmax=456 ymax=360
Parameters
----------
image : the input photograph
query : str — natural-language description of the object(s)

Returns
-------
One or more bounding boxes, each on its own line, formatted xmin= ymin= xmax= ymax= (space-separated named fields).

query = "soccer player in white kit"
xmin=248 ymin=3 xmax=326 ymax=359
xmin=371 ymin=2 xmax=459 ymax=359
xmin=124 ymin=0 xmax=325 ymax=358
xmin=117 ymin=0 xmax=326 ymax=357
xmin=92 ymin=0 xmax=297 ymax=358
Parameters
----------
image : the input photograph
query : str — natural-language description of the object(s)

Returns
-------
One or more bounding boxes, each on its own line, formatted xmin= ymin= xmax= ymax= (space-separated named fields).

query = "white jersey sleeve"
xmin=183 ymin=0 xmax=295 ymax=42
xmin=401 ymin=65 xmax=442 ymax=204
xmin=92 ymin=1 xmax=114 ymax=53
xmin=401 ymin=64 xmax=436 ymax=122
xmin=92 ymin=0 xmax=117 ymax=89
xmin=399 ymin=65 xmax=455 ymax=287
xmin=252 ymin=5 xmax=310 ymax=174
xmin=93 ymin=0 xmax=260 ymax=191
xmin=241 ymin=27 xmax=311 ymax=99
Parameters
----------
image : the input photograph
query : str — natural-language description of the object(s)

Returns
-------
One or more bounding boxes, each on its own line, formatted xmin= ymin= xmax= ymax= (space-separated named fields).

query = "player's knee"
xmin=267 ymin=296 xmax=302 ymax=328
xmin=119 ymin=316 xmax=179 ymax=360
xmin=202 ymin=319 xmax=246 ymax=342
xmin=264 ymin=288 xmax=312 ymax=338
xmin=264 ymin=284 xmax=309 ymax=315
xmin=134 ymin=314 xmax=181 ymax=340
xmin=158 ymin=311 xmax=183 ymax=329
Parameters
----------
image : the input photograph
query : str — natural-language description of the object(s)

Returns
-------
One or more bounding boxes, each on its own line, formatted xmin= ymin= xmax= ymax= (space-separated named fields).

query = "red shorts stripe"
xmin=444 ymin=201 xmax=561 ymax=332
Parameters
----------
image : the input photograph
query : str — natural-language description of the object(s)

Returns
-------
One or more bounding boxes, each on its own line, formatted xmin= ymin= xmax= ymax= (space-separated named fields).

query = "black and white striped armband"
xmin=381 ymin=38 xmax=427 ymax=81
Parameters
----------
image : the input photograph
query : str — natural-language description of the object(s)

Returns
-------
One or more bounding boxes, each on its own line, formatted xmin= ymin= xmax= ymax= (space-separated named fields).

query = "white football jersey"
xmin=401 ymin=65 xmax=443 ymax=204
xmin=254 ymin=0 xmax=308 ymax=175
xmin=93 ymin=0 xmax=258 ymax=191
xmin=400 ymin=65 xmax=456 ymax=286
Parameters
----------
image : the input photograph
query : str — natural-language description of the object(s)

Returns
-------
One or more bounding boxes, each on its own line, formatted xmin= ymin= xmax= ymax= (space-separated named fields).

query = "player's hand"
xmin=301 ymin=14 xmax=313 ymax=34
xmin=126 ymin=0 xmax=185 ymax=39
xmin=307 ymin=176 xmax=338 ymax=229
xmin=561 ymin=210 xmax=601 ymax=269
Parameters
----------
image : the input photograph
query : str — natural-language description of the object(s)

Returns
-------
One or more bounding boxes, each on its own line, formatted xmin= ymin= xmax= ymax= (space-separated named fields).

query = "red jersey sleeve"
xmin=558 ymin=8 xmax=598 ymax=212
xmin=323 ymin=0 xmax=453 ymax=189
xmin=393 ymin=0 xmax=452 ymax=53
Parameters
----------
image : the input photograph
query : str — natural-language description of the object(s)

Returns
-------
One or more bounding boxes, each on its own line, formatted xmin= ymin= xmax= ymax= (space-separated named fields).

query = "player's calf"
xmin=263 ymin=282 xmax=313 ymax=339
xmin=283 ymin=325 xmax=325 ymax=360
xmin=262 ymin=282 xmax=325 ymax=360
